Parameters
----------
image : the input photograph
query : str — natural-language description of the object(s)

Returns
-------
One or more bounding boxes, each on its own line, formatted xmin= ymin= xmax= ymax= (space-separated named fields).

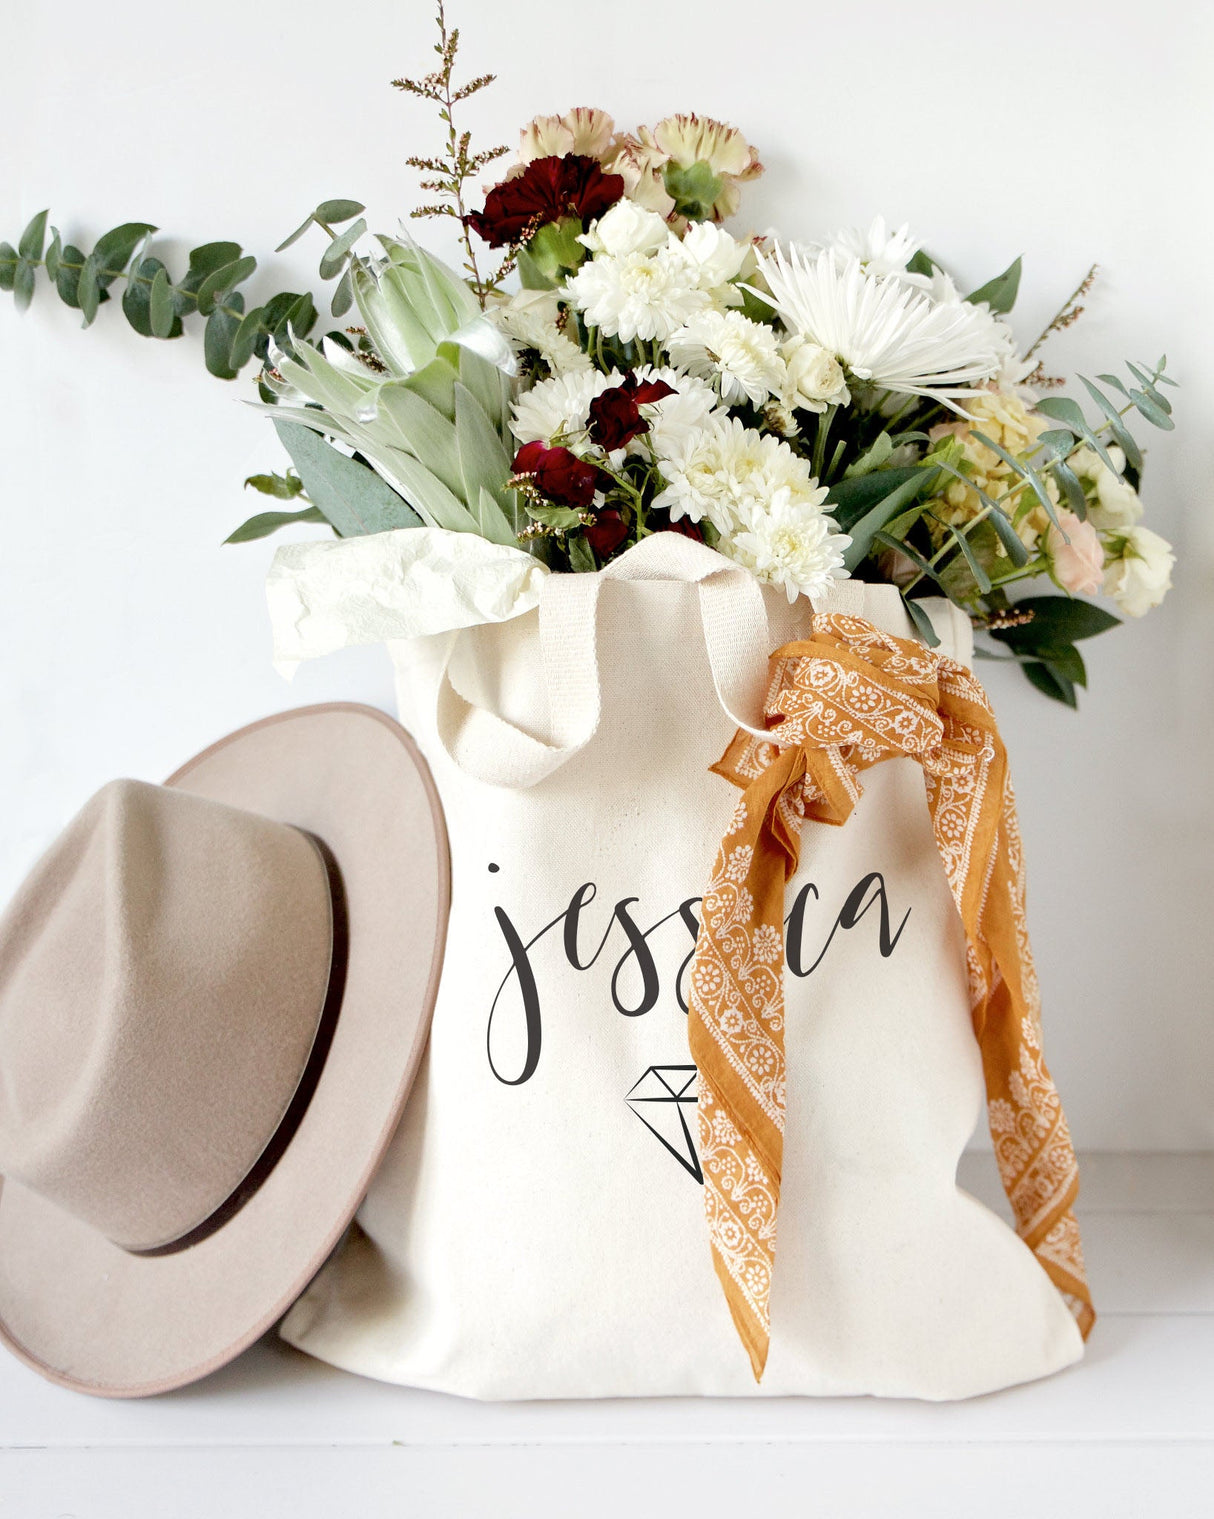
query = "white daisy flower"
xmin=722 ymin=486 xmax=852 ymax=602
xmin=509 ymin=368 xmax=614 ymax=448
xmin=830 ymin=215 xmax=925 ymax=282
xmin=628 ymin=364 xmax=723 ymax=460
xmin=651 ymin=413 xmax=835 ymax=538
xmin=488 ymin=289 xmax=591 ymax=378
xmin=665 ymin=309 xmax=786 ymax=406
xmin=750 ymin=245 xmax=1004 ymax=403
xmin=565 ymin=244 xmax=711 ymax=344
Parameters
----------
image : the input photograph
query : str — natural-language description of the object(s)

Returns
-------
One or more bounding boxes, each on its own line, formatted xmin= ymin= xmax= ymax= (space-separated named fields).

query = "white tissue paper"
xmin=267 ymin=526 xmax=549 ymax=676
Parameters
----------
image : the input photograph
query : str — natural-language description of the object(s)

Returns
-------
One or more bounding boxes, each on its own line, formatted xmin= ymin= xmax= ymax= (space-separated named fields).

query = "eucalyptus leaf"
xmin=987 ymin=503 xmax=1030 ymax=567
xmin=1129 ymin=388 xmax=1175 ymax=430
xmin=273 ymin=419 xmax=423 ymax=536
xmin=840 ymin=469 xmax=934 ymax=570
xmin=947 ymin=523 xmax=991 ymax=594
xmin=873 ymin=531 xmax=942 ymax=587
xmin=0 ymin=243 xmax=16 ymax=293
xmin=195 ymin=254 xmax=257 ymax=316
xmin=1053 ymin=459 xmax=1088 ymax=520
xmin=229 ymin=304 xmax=267 ymax=369
xmin=1126 ymin=362 xmax=1173 ymax=412
xmin=91 ymin=222 xmax=156 ymax=287
xmin=224 ymin=504 xmax=330 ymax=543
xmin=203 ymin=293 xmax=245 ymax=379
xmin=77 ymin=254 xmax=101 ymax=325
xmin=275 ymin=213 xmax=316 ymax=254
xmin=330 ymin=266 xmax=354 ymax=319
xmin=318 ymin=218 xmax=367 ymax=281
xmin=44 ymin=229 xmax=62 ymax=283
xmin=903 ymin=596 xmax=941 ymax=648
xmin=55 ymin=243 xmax=85 ymax=308
xmin=12 ymin=260 xmax=35 ymax=312
xmin=314 ymin=199 xmax=366 ymax=225
xmin=17 ymin=209 xmax=48 ymax=263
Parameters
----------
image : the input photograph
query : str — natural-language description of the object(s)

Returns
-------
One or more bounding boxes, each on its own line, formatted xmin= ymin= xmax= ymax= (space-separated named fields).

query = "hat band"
xmin=126 ymin=830 xmax=349 ymax=1259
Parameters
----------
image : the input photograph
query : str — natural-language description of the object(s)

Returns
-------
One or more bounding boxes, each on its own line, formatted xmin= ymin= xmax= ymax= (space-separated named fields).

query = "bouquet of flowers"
xmin=0 ymin=1 xmax=1178 ymax=705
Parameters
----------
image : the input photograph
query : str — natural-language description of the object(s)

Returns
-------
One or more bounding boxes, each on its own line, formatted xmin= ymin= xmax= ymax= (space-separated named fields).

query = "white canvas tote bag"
xmin=280 ymin=534 xmax=1084 ymax=1400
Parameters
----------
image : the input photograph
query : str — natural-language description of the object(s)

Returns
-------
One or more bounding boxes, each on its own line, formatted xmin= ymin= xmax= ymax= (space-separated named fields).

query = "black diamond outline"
xmin=626 ymin=1064 xmax=703 ymax=1185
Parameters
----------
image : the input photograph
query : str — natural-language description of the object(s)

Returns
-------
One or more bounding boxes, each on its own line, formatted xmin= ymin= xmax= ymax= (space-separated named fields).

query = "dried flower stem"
xmin=1025 ymin=263 xmax=1099 ymax=360
xmin=393 ymin=1 xmax=508 ymax=305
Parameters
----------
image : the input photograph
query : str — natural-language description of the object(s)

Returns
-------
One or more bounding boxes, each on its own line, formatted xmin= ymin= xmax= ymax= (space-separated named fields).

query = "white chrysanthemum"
xmin=488 ymin=289 xmax=591 ymax=378
xmin=628 ymin=364 xmax=723 ymax=459
xmin=652 ymin=413 xmax=832 ymax=536
xmin=566 ymin=243 xmax=711 ymax=343
xmin=665 ymin=309 xmax=786 ymax=405
xmin=723 ymin=487 xmax=851 ymax=602
xmin=509 ymin=368 xmax=613 ymax=448
xmin=830 ymin=215 xmax=923 ymax=281
xmin=750 ymin=245 xmax=1004 ymax=402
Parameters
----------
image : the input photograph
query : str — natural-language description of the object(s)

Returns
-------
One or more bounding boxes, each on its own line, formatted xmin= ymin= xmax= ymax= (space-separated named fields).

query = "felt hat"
xmin=0 ymin=703 xmax=448 ymax=1397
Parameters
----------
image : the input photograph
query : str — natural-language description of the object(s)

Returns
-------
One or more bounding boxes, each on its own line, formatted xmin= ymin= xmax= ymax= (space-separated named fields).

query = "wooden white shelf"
xmin=1 ymin=1153 xmax=1211 ymax=1517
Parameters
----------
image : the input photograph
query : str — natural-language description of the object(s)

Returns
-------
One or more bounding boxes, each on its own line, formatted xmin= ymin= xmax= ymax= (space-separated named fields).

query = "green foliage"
xmin=244 ymin=469 xmax=304 ymax=500
xmin=272 ymin=421 xmax=425 ymax=538
xmin=525 ymin=218 xmax=586 ymax=283
xmin=965 ymin=256 xmax=1022 ymax=314
xmin=986 ymin=596 xmax=1121 ymax=709
xmin=224 ymin=505 xmax=329 ymax=544
xmin=0 ymin=216 xmax=319 ymax=378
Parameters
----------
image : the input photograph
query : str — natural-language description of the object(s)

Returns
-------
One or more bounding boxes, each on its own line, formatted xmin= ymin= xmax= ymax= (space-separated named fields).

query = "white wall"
xmin=1 ymin=0 xmax=1211 ymax=1148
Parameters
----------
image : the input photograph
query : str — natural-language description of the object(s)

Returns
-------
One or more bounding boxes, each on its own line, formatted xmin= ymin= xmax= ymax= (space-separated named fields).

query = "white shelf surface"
xmin=1 ymin=1152 xmax=1210 ymax=1517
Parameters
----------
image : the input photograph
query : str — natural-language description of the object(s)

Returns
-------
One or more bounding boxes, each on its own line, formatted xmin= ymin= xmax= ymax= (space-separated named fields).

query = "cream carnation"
xmin=1102 ymin=526 xmax=1175 ymax=617
xmin=517 ymin=107 xmax=618 ymax=166
xmin=665 ymin=309 xmax=786 ymax=406
xmin=722 ymin=487 xmax=851 ymax=602
xmin=565 ymin=244 xmax=710 ymax=343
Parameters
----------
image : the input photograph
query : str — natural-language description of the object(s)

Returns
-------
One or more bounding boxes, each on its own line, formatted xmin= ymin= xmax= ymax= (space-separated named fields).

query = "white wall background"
xmin=1 ymin=0 xmax=1211 ymax=1149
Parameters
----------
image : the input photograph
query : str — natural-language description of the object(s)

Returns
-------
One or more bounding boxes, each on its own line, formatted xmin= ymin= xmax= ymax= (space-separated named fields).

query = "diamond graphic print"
xmin=626 ymin=1065 xmax=703 ymax=1184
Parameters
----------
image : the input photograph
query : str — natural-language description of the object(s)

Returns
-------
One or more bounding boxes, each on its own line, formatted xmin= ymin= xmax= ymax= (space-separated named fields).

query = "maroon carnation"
xmin=587 ymin=374 xmax=677 ymax=452
xmin=662 ymin=517 xmax=705 ymax=543
xmin=466 ymin=154 xmax=625 ymax=248
xmin=512 ymin=439 xmax=601 ymax=509
xmin=584 ymin=508 xmax=629 ymax=557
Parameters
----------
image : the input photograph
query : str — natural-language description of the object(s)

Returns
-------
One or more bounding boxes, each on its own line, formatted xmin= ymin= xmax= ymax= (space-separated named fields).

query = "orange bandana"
xmin=687 ymin=612 xmax=1095 ymax=1381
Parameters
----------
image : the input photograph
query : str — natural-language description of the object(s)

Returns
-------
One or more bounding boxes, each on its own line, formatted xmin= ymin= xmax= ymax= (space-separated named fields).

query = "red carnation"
xmin=584 ymin=508 xmax=629 ymax=556
xmin=662 ymin=517 xmax=705 ymax=543
xmin=587 ymin=374 xmax=677 ymax=452
xmin=467 ymin=155 xmax=625 ymax=248
xmin=512 ymin=440 xmax=601 ymax=509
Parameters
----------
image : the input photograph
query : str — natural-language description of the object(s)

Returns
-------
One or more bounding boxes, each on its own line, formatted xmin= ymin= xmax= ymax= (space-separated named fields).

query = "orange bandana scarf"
xmin=687 ymin=612 xmax=1095 ymax=1381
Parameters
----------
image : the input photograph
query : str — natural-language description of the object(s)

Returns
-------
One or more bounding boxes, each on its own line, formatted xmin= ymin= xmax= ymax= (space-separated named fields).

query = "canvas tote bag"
xmin=280 ymin=533 xmax=1086 ymax=1400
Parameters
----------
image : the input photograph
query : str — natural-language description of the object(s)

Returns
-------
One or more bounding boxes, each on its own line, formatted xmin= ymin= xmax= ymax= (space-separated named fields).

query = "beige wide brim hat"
xmin=0 ymin=703 xmax=449 ymax=1398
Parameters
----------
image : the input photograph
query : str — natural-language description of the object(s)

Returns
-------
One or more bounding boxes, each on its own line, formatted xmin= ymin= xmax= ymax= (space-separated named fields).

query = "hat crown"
xmin=0 ymin=779 xmax=334 ymax=1251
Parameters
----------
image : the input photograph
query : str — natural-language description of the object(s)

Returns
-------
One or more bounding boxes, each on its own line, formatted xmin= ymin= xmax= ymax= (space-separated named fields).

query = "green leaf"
xmin=0 ymin=242 xmax=16 ymax=293
xmin=515 ymin=247 xmax=556 ymax=290
xmin=318 ymin=218 xmax=367 ymax=280
xmin=13 ymin=260 xmax=35 ymax=312
xmin=1023 ymin=660 xmax=1076 ymax=707
xmin=44 ymin=228 xmax=62 ymax=283
xmin=874 ymin=531 xmax=942 ymax=587
xmin=77 ymin=253 xmax=101 ymax=325
xmin=453 ymin=381 xmax=514 ymax=534
xmin=314 ymin=199 xmax=366 ymax=225
xmin=149 ymin=263 xmax=176 ymax=338
xmin=987 ymin=503 xmax=1031 ymax=567
xmin=185 ymin=241 xmax=243 ymax=279
xmin=965 ymin=256 xmax=1021 ymax=314
xmin=1128 ymin=388 xmax=1175 ymax=430
xmin=1053 ymin=459 xmax=1088 ymax=520
xmin=275 ymin=213 xmax=316 ymax=254
xmin=991 ymin=594 xmax=1120 ymax=653
xmin=525 ymin=217 xmax=586 ymax=282
xmin=1035 ymin=395 xmax=1119 ymax=473
xmin=526 ymin=502 xmax=585 ymax=530
xmin=662 ymin=160 xmax=724 ymax=220
xmin=91 ymin=222 xmax=156 ymax=287
xmin=946 ymin=523 xmax=991 ymax=594
xmin=121 ymin=257 xmax=158 ymax=335
xmin=905 ymin=249 xmax=937 ymax=277
xmin=279 ymin=291 xmax=317 ymax=344
xmin=1126 ymin=362 xmax=1173 ymax=413
xmin=228 ymin=304 xmax=266 ymax=370
xmin=331 ymin=266 xmax=354 ymax=319
xmin=17 ymin=209 xmax=48 ymax=263
xmin=224 ymin=504 xmax=330 ymax=543
xmin=1037 ymin=642 xmax=1087 ymax=687
xmin=244 ymin=469 xmax=304 ymax=499
xmin=843 ymin=431 xmax=894 ymax=479
xmin=1097 ymin=372 xmax=1130 ymax=398
xmin=840 ymin=468 xmax=935 ymax=570
xmin=825 ymin=465 xmax=931 ymax=531
xmin=203 ymin=292 xmax=245 ymax=379
xmin=567 ymin=533 xmax=597 ymax=572
xmin=195 ymin=254 xmax=257 ymax=316
xmin=273 ymin=420 xmax=423 ymax=536
xmin=55 ymin=243 xmax=85 ymax=307
xmin=1076 ymin=375 xmax=1143 ymax=470
xmin=903 ymin=596 xmax=941 ymax=649
xmin=971 ymin=430 xmax=1058 ymax=527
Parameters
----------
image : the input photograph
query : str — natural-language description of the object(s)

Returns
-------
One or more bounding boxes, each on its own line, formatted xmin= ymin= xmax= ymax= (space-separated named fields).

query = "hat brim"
xmin=0 ymin=703 xmax=449 ymax=1397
